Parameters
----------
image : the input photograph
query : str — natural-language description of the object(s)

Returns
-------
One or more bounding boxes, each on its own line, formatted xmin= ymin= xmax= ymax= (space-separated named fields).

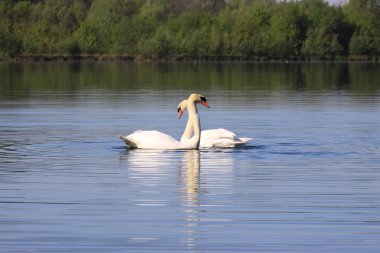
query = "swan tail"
xmin=238 ymin=137 xmax=252 ymax=144
xmin=119 ymin=135 xmax=138 ymax=149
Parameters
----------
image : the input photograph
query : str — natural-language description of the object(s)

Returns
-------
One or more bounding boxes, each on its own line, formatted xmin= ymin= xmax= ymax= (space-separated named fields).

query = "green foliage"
xmin=300 ymin=0 xmax=352 ymax=56
xmin=343 ymin=0 xmax=380 ymax=55
xmin=268 ymin=2 xmax=307 ymax=57
xmin=0 ymin=0 xmax=379 ymax=60
xmin=230 ymin=1 xmax=274 ymax=56
xmin=0 ymin=22 xmax=22 ymax=58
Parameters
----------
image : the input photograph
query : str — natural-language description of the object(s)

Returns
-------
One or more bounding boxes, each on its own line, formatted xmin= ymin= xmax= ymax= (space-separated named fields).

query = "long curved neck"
xmin=181 ymin=115 xmax=194 ymax=141
xmin=187 ymin=100 xmax=201 ymax=149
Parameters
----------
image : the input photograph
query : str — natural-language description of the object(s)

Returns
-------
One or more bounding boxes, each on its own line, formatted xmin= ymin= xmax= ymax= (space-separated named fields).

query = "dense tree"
xmin=343 ymin=0 xmax=380 ymax=55
xmin=229 ymin=0 xmax=274 ymax=57
xmin=300 ymin=0 xmax=352 ymax=56
xmin=268 ymin=2 xmax=307 ymax=57
xmin=0 ymin=22 xmax=22 ymax=58
xmin=0 ymin=0 xmax=379 ymax=60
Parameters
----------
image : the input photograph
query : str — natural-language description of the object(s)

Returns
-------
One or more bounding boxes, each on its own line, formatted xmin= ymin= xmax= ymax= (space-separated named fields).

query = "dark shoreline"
xmin=2 ymin=54 xmax=380 ymax=63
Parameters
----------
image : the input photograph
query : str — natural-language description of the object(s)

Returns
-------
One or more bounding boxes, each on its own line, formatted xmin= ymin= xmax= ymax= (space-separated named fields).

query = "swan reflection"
xmin=120 ymin=149 xmax=235 ymax=250
xmin=178 ymin=150 xmax=201 ymax=252
xmin=178 ymin=150 xmax=236 ymax=251
xmin=119 ymin=149 xmax=182 ymax=187
xmin=179 ymin=150 xmax=201 ymax=206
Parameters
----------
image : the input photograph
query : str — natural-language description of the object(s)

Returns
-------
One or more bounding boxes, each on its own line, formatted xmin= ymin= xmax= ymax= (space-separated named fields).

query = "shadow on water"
xmin=1 ymin=62 xmax=380 ymax=101
xmin=118 ymin=145 xmax=253 ymax=158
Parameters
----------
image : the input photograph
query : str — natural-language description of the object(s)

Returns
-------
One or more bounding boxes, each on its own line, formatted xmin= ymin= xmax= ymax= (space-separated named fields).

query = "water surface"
xmin=0 ymin=62 xmax=379 ymax=252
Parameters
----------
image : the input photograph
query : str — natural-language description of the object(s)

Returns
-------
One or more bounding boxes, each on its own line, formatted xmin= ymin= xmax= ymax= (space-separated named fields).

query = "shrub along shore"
xmin=1 ymin=0 xmax=380 ymax=61
xmin=9 ymin=54 xmax=380 ymax=62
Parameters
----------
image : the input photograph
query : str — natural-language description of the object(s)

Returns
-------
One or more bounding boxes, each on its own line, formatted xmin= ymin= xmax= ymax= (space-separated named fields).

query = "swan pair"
xmin=120 ymin=93 xmax=251 ymax=150
xmin=177 ymin=99 xmax=251 ymax=148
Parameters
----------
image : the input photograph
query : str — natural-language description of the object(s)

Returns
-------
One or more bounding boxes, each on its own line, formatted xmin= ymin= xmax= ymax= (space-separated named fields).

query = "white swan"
xmin=120 ymin=94 xmax=209 ymax=150
xmin=177 ymin=100 xmax=252 ymax=148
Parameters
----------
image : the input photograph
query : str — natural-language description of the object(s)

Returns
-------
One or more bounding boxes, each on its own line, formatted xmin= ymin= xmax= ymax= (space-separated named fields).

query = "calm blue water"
xmin=0 ymin=62 xmax=380 ymax=252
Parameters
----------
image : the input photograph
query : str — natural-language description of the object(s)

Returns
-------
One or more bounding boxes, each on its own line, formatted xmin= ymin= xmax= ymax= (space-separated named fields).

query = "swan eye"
xmin=177 ymin=107 xmax=181 ymax=112
xmin=200 ymin=97 xmax=207 ymax=103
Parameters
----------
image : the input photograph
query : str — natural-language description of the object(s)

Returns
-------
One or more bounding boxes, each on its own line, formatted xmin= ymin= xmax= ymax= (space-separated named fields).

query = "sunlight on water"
xmin=0 ymin=62 xmax=379 ymax=252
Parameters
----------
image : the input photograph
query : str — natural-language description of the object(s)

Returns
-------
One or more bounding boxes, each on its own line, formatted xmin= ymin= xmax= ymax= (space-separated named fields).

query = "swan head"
xmin=177 ymin=94 xmax=210 ymax=119
xmin=177 ymin=100 xmax=187 ymax=119
xmin=188 ymin=93 xmax=209 ymax=108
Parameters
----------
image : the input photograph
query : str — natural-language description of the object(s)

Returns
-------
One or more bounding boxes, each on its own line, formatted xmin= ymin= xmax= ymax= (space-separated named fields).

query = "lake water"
xmin=0 ymin=62 xmax=379 ymax=252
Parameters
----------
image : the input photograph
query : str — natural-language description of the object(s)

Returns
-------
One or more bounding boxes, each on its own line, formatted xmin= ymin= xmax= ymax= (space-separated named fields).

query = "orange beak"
xmin=178 ymin=109 xmax=184 ymax=119
xmin=201 ymin=101 xmax=210 ymax=108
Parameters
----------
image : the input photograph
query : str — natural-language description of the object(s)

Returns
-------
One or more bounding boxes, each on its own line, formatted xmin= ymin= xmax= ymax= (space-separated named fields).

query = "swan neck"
xmin=181 ymin=115 xmax=193 ymax=141
xmin=188 ymin=100 xmax=200 ymax=148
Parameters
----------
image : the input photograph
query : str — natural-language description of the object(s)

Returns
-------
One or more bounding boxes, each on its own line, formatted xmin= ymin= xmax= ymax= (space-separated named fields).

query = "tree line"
xmin=1 ymin=0 xmax=380 ymax=60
